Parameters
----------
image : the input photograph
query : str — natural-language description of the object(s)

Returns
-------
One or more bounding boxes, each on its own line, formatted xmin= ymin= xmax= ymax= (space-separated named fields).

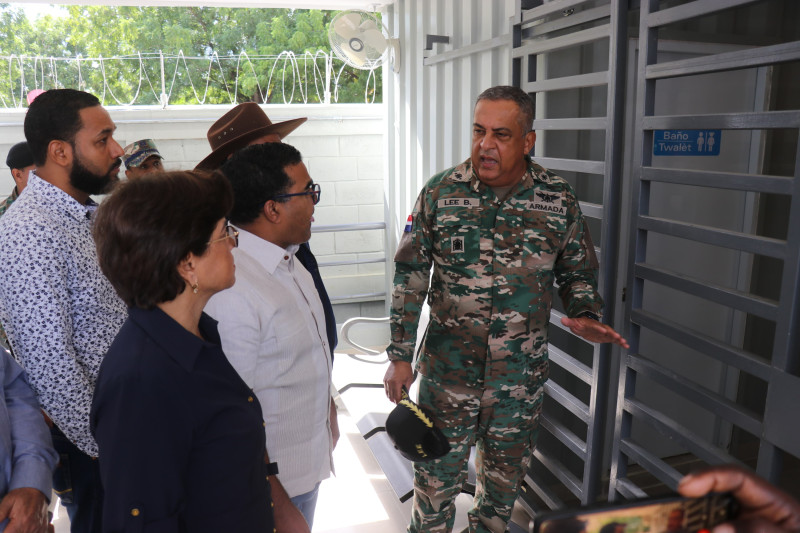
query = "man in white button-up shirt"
xmin=206 ymin=142 xmax=337 ymax=533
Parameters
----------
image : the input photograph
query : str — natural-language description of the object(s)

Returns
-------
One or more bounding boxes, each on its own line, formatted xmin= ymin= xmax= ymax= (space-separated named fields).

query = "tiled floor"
xmin=52 ymin=351 xmax=530 ymax=532
xmin=315 ymin=352 xmax=533 ymax=532
xmin=314 ymin=352 xmax=475 ymax=532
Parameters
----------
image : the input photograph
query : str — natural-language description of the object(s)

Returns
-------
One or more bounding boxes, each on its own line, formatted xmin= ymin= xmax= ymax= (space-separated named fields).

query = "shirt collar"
xmin=27 ymin=173 xmax=96 ymax=221
xmin=235 ymin=227 xmax=299 ymax=274
xmin=127 ymin=306 xmax=221 ymax=372
xmin=456 ymin=157 xmax=538 ymax=196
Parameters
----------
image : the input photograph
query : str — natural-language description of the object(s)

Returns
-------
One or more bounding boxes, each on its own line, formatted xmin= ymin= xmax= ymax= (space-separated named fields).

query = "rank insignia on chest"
xmin=532 ymin=190 xmax=566 ymax=215
xmin=451 ymin=236 xmax=465 ymax=253
xmin=437 ymin=198 xmax=480 ymax=208
xmin=404 ymin=214 xmax=413 ymax=232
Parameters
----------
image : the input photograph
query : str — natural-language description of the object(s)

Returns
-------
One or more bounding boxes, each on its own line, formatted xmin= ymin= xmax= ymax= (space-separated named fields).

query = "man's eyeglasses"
xmin=273 ymin=182 xmax=321 ymax=205
xmin=207 ymin=224 xmax=239 ymax=247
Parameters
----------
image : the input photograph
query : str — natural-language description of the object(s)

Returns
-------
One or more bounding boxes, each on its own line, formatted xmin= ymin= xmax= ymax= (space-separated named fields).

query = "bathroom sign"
xmin=654 ymin=130 xmax=721 ymax=156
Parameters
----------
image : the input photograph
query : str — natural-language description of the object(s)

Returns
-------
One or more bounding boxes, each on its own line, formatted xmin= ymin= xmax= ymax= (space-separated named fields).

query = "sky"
xmin=5 ymin=2 xmax=66 ymax=20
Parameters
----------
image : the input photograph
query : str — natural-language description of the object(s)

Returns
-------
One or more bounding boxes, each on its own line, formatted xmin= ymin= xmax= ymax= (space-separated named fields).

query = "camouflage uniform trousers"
xmin=409 ymin=360 xmax=548 ymax=533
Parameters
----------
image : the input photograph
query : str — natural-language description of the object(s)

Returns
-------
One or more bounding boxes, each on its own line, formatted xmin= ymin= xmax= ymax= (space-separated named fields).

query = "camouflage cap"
xmin=122 ymin=139 xmax=163 ymax=168
xmin=385 ymin=387 xmax=451 ymax=462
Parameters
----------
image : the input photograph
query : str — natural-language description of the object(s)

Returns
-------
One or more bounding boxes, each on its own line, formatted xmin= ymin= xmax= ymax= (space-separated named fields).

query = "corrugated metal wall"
xmin=382 ymin=0 xmax=518 ymax=270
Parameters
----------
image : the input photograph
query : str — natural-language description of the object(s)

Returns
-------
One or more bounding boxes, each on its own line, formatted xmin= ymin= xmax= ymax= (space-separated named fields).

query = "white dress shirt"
xmin=205 ymin=228 xmax=332 ymax=498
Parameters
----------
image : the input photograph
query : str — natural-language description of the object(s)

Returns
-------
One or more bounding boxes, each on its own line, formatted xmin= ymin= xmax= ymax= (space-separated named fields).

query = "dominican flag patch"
xmin=404 ymin=214 xmax=413 ymax=232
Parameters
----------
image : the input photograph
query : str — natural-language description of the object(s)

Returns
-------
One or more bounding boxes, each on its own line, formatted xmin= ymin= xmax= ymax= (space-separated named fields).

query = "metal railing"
xmin=311 ymin=221 xmax=387 ymax=304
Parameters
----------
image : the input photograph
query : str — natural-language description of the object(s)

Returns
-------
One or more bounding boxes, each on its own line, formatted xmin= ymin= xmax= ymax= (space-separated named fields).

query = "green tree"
xmin=0 ymin=5 xmax=382 ymax=106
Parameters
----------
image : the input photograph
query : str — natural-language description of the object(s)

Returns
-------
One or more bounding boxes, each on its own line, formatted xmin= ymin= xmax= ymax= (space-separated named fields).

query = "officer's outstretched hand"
xmin=384 ymin=360 xmax=414 ymax=404
xmin=561 ymin=317 xmax=629 ymax=349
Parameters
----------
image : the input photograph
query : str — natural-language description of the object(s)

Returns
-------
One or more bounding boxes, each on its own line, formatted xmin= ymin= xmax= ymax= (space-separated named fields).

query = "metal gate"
xmin=611 ymin=0 xmax=800 ymax=498
xmin=512 ymin=0 xmax=629 ymax=512
xmin=513 ymin=0 xmax=800 ymax=515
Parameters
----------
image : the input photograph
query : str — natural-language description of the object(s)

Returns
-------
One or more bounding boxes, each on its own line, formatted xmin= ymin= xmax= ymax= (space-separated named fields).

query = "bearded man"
xmin=0 ymin=89 xmax=128 ymax=533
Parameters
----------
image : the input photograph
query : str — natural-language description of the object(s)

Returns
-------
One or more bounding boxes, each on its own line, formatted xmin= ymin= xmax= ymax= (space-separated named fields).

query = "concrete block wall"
xmin=0 ymin=103 xmax=390 ymax=350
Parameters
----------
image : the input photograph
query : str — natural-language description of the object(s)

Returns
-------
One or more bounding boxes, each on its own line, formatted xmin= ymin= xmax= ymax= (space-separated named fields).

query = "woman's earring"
xmin=192 ymin=281 xmax=199 ymax=294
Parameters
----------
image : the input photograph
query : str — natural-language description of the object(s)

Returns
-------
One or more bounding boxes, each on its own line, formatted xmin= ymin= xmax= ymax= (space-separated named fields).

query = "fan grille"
xmin=329 ymin=10 xmax=389 ymax=70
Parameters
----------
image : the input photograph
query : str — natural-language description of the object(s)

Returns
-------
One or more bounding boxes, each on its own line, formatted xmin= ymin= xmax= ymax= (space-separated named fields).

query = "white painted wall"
xmin=0 ymin=103 xmax=388 ymax=335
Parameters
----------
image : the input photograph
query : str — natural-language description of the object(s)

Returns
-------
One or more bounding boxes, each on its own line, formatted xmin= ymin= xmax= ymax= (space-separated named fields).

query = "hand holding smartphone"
xmin=532 ymin=493 xmax=738 ymax=533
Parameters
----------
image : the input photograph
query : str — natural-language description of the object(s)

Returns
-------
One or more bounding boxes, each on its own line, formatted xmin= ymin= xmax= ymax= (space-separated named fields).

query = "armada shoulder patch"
xmin=437 ymin=198 xmax=480 ymax=209
xmin=532 ymin=190 xmax=565 ymax=215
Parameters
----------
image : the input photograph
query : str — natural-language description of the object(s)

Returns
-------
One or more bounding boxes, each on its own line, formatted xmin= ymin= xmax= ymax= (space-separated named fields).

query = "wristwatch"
xmin=577 ymin=311 xmax=600 ymax=322
xmin=266 ymin=462 xmax=279 ymax=476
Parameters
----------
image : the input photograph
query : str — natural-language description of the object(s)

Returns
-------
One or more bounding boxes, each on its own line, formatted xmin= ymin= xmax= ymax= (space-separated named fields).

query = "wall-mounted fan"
xmin=329 ymin=10 xmax=400 ymax=73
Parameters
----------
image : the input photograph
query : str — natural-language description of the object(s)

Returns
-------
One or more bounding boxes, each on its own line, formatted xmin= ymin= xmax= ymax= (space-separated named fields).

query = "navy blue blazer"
xmin=296 ymin=242 xmax=337 ymax=359
xmin=91 ymin=307 xmax=274 ymax=533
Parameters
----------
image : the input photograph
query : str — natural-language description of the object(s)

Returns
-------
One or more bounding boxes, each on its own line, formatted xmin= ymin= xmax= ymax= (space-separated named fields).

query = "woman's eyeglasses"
xmin=207 ymin=224 xmax=239 ymax=247
xmin=273 ymin=182 xmax=321 ymax=205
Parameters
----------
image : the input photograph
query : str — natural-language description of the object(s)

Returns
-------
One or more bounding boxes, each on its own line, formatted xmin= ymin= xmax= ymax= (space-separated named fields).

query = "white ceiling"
xmin=10 ymin=0 xmax=392 ymax=10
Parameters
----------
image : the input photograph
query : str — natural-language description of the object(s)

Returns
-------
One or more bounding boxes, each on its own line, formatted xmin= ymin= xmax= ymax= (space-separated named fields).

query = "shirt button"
xmin=248 ymin=396 xmax=254 ymax=403
xmin=284 ymin=255 xmax=289 ymax=260
xmin=131 ymin=509 xmax=140 ymax=517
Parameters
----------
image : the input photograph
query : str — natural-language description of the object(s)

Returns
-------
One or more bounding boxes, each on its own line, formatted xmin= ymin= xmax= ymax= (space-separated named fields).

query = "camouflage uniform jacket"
xmin=0 ymin=187 xmax=19 ymax=218
xmin=388 ymin=157 xmax=603 ymax=388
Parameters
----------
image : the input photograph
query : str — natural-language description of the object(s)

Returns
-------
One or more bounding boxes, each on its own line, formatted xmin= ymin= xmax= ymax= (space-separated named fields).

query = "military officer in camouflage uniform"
xmin=383 ymin=85 xmax=628 ymax=533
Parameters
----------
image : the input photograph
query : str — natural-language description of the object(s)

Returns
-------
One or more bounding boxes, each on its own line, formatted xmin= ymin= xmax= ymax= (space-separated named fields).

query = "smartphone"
xmin=531 ymin=492 xmax=738 ymax=533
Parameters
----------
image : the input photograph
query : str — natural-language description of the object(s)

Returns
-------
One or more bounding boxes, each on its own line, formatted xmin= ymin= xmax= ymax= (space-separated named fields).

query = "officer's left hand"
xmin=561 ymin=317 xmax=629 ymax=349
xmin=384 ymin=360 xmax=414 ymax=404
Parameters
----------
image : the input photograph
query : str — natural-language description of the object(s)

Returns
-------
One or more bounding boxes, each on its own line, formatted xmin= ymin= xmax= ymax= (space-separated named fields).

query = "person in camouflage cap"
xmin=122 ymin=139 xmax=163 ymax=179
xmin=383 ymin=85 xmax=628 ymax=533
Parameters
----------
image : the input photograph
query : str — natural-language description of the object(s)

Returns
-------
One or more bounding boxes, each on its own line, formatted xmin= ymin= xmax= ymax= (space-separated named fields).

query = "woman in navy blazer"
xmin=91 ymin=170 xmax=275 ymax=533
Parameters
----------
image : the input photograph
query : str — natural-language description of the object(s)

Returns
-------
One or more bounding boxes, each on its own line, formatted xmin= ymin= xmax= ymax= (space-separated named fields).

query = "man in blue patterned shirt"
xmin=0 ymin=89 xmax=128 ymax=533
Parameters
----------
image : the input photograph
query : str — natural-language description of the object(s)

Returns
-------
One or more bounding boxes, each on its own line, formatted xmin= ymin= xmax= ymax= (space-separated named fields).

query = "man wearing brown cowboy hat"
xmin=196 ymin=104 xmax=336 ymax=360
xmin=197 ymin=104 xmax=338 ymax=531
xmin=195 ymin=103 xmax=308 ymax=171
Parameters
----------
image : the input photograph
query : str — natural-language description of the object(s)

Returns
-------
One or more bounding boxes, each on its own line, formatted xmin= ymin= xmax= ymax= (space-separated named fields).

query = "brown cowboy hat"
xmin=195 ymin=102 xmax=307 ymax=170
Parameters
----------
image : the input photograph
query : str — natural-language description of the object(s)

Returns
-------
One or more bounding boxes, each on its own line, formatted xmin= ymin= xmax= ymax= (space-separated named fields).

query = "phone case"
xmin=532 ymin=492 xmax=738 ymax=533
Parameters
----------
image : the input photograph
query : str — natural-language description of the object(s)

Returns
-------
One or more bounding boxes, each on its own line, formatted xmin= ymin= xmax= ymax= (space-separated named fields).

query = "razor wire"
xmin=0 ymin=50 xmax=380 ymax=108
